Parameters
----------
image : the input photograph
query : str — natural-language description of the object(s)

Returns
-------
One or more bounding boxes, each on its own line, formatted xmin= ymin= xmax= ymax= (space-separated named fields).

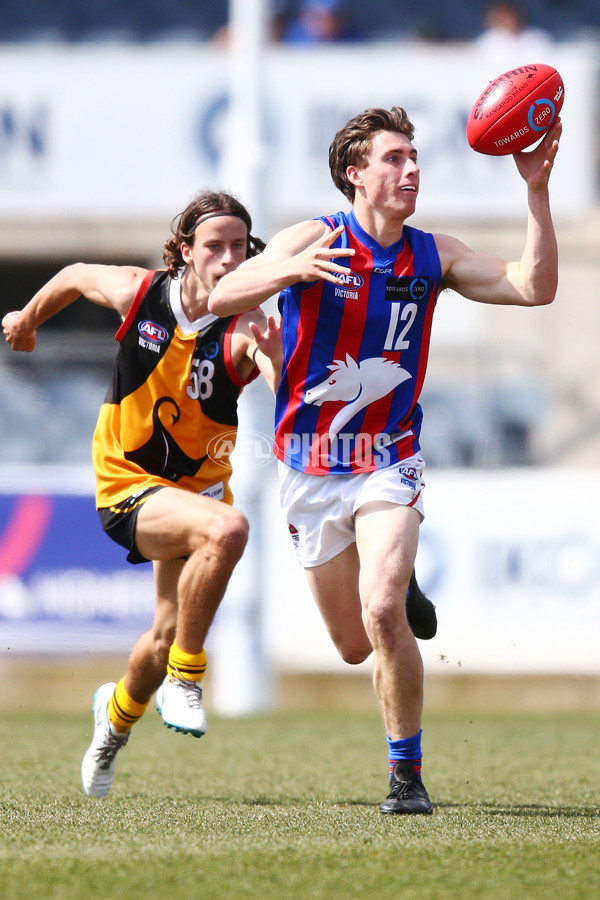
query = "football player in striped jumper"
xmin=3 ymin=191 xmax=281 ymax=797
xmin=209 ymin=106 xmax=561 ymax=814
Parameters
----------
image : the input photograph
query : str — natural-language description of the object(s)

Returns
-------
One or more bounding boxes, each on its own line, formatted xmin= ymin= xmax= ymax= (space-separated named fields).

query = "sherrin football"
xmin=466 ymin=63 xmax=564 ymax=156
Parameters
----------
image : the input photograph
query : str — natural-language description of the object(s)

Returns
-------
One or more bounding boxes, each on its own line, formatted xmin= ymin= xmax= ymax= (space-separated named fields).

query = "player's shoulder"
xmin=432 ymin=231 xmax=470 ymax=259
xmin=432 ymin=231 xmax=474 ymax=281
xmin=119 ymin=266 xmax=162 ymax=309
xmin=268 ymin=217 xmax=334 ymax=255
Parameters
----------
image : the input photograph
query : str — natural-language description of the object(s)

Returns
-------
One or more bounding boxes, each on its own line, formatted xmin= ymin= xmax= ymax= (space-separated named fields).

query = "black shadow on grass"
xmin=133 ymin=793 xmax=379 ymax=809
xmin=224 ymin=796 xmax=376 ymax=808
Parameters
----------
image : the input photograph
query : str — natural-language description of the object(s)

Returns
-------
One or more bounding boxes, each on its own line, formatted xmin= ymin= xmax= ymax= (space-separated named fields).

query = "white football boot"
xmin=81 ymin=682 xmax=130 ymax=798
xmin=155 ymin=672 xmax=207 ymax=738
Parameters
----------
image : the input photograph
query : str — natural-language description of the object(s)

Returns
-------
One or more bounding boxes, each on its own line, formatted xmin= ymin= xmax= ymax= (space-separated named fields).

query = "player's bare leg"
xmin=355 ymin=502 xmax=432 ymax=814
xmin=135 ymin=488 xmax=249 ymax=736
xmin=81 ymin=560 xmax=189 ymax=797
xmin=81 ymin=560 xmax=181 ymax=798
xmin=123 ymin=559 xmax=181 ymax=703
xmin=304 ymin=542 xmax=372 ymax=665
xmin=355 ymin=502 xmax=422 ymax=737
xmin=303 ymin=526 xmax=430 ymax=813
xmin=81 ymin=490 xmax=249 ymax=796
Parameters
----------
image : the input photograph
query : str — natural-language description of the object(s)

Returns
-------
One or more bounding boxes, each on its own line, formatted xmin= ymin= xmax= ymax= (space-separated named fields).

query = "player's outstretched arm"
xmin=2 ymin=263 xmax=148 ymax=353
xmin=438 ymin=120 xmax=561 ymax=308
xmin=511 ymin=119 xmax=561 ymax=305
xmin=208 ymin=221 xmax=355 ymax=316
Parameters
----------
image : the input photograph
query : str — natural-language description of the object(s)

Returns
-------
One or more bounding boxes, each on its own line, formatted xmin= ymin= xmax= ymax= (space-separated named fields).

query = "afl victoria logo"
xmin=337 ymin=271 xmax=364 ymax=289
xmin=138 ymin=320 xmax=169 ymax=343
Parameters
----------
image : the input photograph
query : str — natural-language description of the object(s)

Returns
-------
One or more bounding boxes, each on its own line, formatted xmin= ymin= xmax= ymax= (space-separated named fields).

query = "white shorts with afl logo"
xmin=277 ymin=455 xmax=425 ymax=568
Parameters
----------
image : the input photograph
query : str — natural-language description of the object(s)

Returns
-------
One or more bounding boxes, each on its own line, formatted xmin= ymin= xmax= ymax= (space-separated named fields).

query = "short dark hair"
xmin=163 ymin=191 xmax=265 ymax=276
xmin=329 ymin=106 xmax=415 ymax=202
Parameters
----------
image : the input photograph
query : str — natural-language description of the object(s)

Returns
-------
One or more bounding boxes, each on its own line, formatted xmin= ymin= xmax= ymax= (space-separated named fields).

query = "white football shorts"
xmin=278 ymin=454 xmax=425 ymax=568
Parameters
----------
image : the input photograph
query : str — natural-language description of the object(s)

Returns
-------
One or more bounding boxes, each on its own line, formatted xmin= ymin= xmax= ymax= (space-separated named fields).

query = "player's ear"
xmin=347 ymin=165 xmax=363 ymax=188
xmin=180 ymin=242 xmax=193 ymax=264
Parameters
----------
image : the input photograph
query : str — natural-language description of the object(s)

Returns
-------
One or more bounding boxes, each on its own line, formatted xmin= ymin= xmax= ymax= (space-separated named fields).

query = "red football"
xmin=466 ymin=63 xmax=564 ymax=156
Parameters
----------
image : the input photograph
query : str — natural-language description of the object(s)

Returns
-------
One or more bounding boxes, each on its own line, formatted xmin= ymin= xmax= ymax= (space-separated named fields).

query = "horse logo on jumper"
xmin=304 ymin=354 xmax=411 ymax=438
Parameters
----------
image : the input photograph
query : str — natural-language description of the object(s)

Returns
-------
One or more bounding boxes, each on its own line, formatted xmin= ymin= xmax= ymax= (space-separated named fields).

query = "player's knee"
xmin=152 ymin=623 xmax=175 ymax=663
xmin=332 ymin=630 xmax=373 ymax=665
xmin=364 ymin=598 xmax=406 ymax=645
xmin=339 ymin=643 xmax=372 ymax=665
xmin=211 ymin=508 xmax=249 ymax=561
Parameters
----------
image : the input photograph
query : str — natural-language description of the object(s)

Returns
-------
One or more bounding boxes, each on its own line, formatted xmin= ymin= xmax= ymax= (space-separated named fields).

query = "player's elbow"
xmin=537 ymin=293 xmax=556 ymax=307
xmin=530 ymin=282 xmax=557 ymax=307
xmin=63 ymin=261 xmax=90 ymax=280
xmin=207 ymin=292 xmax=224 ymax=316
xmin=545 ymin=277 xmax=558 ymax=305
xmin=521 ymin=272 xmax=558 ymax=307
xmin=207 ymin=286 xmax=233 ymax=317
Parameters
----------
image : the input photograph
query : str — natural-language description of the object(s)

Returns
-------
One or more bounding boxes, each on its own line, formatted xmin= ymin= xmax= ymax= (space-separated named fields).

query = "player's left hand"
xmin=513 ymin=118 xmax=562 ymax=192
xmin=249 ymin=314 xmax=282 ymax=365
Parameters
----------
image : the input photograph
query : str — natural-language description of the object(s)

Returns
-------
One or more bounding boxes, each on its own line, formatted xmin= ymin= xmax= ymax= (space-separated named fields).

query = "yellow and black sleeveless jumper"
xmin=92 ymin=269 xmax=258 ymax=510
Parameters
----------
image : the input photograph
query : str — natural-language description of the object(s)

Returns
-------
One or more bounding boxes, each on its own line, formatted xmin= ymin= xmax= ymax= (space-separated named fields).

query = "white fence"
xmin=3 ymin=438 xmax=600 ymax=676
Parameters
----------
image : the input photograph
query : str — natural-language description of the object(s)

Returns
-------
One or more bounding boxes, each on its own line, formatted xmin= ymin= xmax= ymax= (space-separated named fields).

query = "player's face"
xmin=183 ymin=216 xmax=249 ymax=295
xmin=350 ymin=130 xmax=419 ymax=216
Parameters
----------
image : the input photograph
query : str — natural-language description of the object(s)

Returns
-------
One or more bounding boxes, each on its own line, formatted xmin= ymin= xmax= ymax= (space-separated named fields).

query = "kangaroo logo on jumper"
xmin=304 ymin=354 xmax=411 ymax=438
xmin=138 ymin=321 xmax=169 ymax=344
xmin=124 ymin=397 xmax=208 ymax=482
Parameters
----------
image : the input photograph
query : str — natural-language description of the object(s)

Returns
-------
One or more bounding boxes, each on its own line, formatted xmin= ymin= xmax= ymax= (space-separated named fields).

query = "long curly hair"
xmin=163 ymin=191 xmax=266 ymax=276
xmin=329 ymin=106 xmax=415 ymax=203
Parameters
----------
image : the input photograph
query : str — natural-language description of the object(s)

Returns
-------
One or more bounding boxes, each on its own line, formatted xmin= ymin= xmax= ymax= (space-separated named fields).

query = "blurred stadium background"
xmin=1 ymin=0 xmax=600 ymax=713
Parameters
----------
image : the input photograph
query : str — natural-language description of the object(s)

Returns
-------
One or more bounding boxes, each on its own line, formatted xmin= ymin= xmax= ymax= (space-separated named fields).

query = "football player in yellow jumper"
xmin=3 ymin=191 xmax=281 ymax=797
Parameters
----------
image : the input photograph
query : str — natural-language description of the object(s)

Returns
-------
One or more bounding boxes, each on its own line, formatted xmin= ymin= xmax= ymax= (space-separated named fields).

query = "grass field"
xmin=1 ymin=698 xmax=599 ymax=900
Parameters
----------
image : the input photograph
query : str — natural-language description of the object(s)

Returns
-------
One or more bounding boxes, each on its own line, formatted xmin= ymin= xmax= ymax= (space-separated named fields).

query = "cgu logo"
xmin=138 ymin=320 xmax=169 ymax=343
xmin=337 ymin=271 xmax=364 ymax=289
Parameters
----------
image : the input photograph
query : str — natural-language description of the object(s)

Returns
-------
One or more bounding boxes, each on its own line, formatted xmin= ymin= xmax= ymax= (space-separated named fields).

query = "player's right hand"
xmin=2 ymin=311 xmax=37 ymax=352
xmin=295 ymin=224 xmax=355 ymax=285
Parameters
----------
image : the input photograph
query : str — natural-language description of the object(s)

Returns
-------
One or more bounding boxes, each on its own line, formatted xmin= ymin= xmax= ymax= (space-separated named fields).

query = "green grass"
xmin=1 ymin=707 xmax=599 ymax=899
